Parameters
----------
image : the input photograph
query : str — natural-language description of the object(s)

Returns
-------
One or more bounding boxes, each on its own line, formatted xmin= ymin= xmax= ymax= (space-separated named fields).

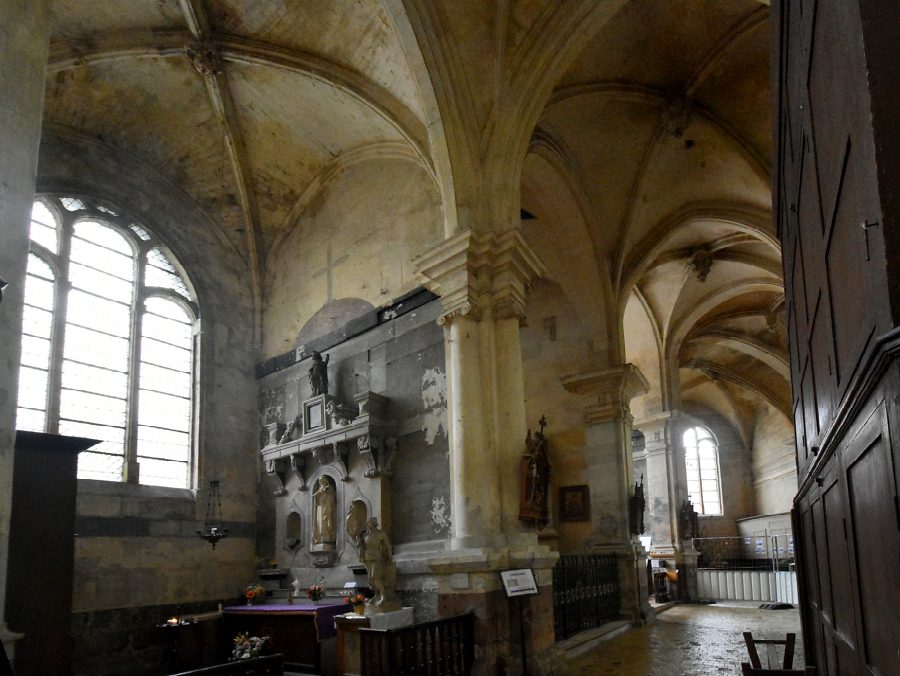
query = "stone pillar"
xmin=561 ymin=365 xmax=653 ymax=624
xmin=638 ymin=413 xmax=681 ymax=556
xmin=0 ymin=0 xmax=50 ymax=660
xmin=416 ymin=230 xmax=562 ymax=674
xmin=415 ymin=229 xmax=546 ymax=548
xmin=636 ymin=412 xmax=698 ymax=601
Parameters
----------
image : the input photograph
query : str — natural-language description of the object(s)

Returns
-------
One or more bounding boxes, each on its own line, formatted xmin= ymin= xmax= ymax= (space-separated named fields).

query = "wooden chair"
xmin=743 ymin=631 xmax=796 ymax=669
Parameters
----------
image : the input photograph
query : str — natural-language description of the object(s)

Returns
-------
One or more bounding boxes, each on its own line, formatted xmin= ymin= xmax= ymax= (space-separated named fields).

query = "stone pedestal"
xmin=0 ymin=0 xmax=50 ymax=662
xmin=428 ymin=539 xmax=560 ymax=676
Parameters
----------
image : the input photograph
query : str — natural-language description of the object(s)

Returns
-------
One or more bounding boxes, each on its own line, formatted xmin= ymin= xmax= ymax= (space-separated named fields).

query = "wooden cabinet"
xmin=4 ymin=431 xmax=96 ymax=675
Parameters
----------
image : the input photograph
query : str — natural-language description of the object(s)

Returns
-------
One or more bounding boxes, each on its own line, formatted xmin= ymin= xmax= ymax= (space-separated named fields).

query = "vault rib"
xmin=178 ymin=0 xmax=263 ymax=348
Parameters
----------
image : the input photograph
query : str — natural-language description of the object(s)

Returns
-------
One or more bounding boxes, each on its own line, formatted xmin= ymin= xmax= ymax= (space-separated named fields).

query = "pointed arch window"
xmin=15 ymin=196 xmax=198 ymax=488
xmin=683 ymin=426 xmax=722 ymax=515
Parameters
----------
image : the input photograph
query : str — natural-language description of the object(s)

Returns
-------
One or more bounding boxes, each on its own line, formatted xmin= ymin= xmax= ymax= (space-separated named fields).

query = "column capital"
xmin=561 ymin=364 xmax=649 ymax=424
xmin=414 ymin=228 xmax=546 ymax=325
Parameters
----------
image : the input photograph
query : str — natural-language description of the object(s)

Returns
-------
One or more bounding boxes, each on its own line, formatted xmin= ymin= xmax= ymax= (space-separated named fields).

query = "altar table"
xmin=223 ymin=601 xmax=347 ymax=673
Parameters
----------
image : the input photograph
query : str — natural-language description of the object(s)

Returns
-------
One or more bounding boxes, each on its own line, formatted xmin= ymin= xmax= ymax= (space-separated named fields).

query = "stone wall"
xmin=37 ymin=131 xmax=260 ymax=674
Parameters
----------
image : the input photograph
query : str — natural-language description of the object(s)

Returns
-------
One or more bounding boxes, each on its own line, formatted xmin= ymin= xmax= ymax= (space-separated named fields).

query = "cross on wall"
xmin=312 ymin=243 xmax=349 ymax=301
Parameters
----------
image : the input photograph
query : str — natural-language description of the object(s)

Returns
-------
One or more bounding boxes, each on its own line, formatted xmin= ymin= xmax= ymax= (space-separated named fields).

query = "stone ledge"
xmin=555 ymin=620 xmax=632 ymax=659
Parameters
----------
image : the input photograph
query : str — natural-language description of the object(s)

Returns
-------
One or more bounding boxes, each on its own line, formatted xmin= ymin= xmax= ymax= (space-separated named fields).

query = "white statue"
xmin=312 ymin=477 xmax=336 ymax=545
xmin=357 ymin=517 xmax=400 ymax=612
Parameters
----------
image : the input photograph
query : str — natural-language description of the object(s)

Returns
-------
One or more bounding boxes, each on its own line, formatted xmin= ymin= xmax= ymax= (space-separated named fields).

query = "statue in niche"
xmin=346 ymin=499 xmax=369 ymax=552
xmin=312 ymin=476 xmax=336 ymax=547
xmin=629 ymin=474 xmax=646 ymax=535
xmin=308 ymin=351 xmax=330 ymax=396
xmin=519 ymin=415 xmax=551 ymax=526
xmin=357 ymin=517 xmax=400 ymax=612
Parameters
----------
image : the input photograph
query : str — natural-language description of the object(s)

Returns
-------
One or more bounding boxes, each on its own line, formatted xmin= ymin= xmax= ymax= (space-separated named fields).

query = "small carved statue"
xmin=519 ymin=415 xmax=551 ymax=526
xmin=279 ymin=418 xmax=298 ymax=444
xmin=308 ymin=351 xmax=330 ymax=396
xmin=629 ymin=474 xmax=646 ymax=535
xmin=311 ymin=476 xmax=336 ymax=546
xmin=680 ymin=498 xmax=700 ymax=540
xmin=357 ymin=517 xmax=400 ymax=612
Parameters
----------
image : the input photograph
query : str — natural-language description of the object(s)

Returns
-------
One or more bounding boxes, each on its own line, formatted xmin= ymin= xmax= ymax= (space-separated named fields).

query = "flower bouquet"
xmin=306 ymin=578 xmax=326 ymax=603
xmin=232 ymin=632 xmax=269 ymax=660
xmin=243 ymin=583 xmax=265 ymax=605
xmin=346 ymin=592 xmax=367 ymax=615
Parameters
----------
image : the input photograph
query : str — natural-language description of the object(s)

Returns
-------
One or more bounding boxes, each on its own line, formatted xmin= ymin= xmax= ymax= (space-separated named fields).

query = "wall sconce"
xmin=197 ymin=480 xmax=228 ymax=549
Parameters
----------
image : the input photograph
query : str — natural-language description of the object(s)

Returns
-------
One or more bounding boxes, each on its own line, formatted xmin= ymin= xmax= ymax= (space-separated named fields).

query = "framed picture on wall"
xmin=558 ymin=485 xmax=590 ymax=521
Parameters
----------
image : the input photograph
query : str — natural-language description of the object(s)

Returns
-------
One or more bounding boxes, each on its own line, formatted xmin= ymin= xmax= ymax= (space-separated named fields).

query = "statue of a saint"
xmin=357 ymin=517 xmax=400 ymax=611
xmin=308 ymin=351 xmax=330 ymax=396
xmin=311 ymin=477 xmax=336 ymax=545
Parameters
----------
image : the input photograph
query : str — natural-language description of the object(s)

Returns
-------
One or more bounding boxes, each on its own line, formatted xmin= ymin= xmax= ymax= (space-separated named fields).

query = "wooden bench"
xmin=360 ymin=613 xmax=475 ymax=675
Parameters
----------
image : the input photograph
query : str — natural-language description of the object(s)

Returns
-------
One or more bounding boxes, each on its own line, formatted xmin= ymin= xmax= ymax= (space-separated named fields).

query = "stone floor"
xmin=568 ymin=602 xmax=804 ymax=675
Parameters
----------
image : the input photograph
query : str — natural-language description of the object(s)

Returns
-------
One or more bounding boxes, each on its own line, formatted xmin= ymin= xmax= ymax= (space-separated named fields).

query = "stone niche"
xmin=256 ymin=294 xmax=452 ymax=589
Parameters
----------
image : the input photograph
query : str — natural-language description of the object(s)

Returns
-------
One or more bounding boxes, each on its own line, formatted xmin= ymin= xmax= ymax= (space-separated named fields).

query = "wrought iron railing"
xmin=552 ymin=553 xmax=620 ymax=641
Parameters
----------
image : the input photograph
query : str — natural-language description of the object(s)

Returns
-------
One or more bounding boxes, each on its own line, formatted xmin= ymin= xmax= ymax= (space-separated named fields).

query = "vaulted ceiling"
xmin=40 ymin=0 xmax=786 ymax=436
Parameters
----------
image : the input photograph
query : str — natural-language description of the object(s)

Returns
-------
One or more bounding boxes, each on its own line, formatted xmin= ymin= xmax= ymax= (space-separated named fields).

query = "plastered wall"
xmin=262 ymin=157 xmax=443 ymax=358
xmin=750 ymin=403 xmax=797 ymax=515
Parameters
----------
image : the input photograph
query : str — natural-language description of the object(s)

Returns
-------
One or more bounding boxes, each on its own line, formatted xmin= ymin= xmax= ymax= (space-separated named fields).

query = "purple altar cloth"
xmin=223 ymin=602 xmax=348 ymax=640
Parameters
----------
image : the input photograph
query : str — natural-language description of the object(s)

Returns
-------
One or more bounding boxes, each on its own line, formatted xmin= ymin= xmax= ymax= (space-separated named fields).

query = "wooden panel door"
xmin=842 ymin=402 xmax=900 ymax=675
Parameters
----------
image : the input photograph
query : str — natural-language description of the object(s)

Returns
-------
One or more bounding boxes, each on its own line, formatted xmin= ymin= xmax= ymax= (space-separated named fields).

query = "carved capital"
xmin=561 ymin=364 xmax=649 ymax=424
xmin=415 ymin=228 xmax=545 ymax=326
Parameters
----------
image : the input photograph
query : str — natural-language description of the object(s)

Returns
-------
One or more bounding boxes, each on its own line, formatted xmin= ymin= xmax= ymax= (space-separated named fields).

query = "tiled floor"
xmin=568 ymin=602 xmax=804 ymax=675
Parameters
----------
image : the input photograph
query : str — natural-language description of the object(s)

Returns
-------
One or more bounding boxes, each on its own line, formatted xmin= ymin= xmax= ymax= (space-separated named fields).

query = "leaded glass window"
xmin=15 ymin=196 xmax=198 ymax=489
xmin=683 ymin=426 xmax=722 ymax=515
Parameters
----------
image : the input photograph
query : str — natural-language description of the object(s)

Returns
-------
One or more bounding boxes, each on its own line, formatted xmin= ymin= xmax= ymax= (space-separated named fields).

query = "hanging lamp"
xmin=197 ymin=480 xmax=228 ymax=549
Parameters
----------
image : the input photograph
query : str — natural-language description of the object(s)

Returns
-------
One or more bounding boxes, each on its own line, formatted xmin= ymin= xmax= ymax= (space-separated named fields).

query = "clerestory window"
xmin=683 ymin=425 xmax=722 ymax=515
xmin=16 ymin=196 xmax=198 ymax=489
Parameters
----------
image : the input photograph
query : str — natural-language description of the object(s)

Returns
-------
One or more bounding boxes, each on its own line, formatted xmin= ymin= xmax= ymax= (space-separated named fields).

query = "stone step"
xmin=556 ymin=620 xmax=633 ymax=659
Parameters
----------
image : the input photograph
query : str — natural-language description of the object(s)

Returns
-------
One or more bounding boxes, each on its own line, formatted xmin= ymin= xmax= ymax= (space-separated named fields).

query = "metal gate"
xmin=552 ymin=553 xmax=620 ymax=641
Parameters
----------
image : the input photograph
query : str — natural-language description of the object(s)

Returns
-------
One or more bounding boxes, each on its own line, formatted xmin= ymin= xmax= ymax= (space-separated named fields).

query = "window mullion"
xmin=123 ymin=254 xmax=145 ymax=484
xmin=45 ymin=216 xmax=74 ymax=434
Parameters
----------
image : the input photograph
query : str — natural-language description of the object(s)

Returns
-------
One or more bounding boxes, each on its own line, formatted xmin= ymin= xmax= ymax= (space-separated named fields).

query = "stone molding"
xmin=561 ymin=364 xmax=649 ymax=424
xmin=414 ymin=228 xmax=546 ymax=326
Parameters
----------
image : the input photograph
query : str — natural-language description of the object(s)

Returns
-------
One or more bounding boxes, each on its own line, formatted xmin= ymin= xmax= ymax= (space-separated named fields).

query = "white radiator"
xmin=696 ymin=569 xmax=797 ymax=604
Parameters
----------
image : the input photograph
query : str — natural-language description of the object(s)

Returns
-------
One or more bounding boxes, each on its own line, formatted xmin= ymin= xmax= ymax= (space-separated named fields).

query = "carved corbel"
xmin=357 ymin=435 xmax=381 ymax=477
xmin=332 ymin=442 xmax=349 ymax=481
xmin=266 ymin=458 xmax=288 ymax=496
xmin=290 ymin=452 xmax=308 ymax=491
